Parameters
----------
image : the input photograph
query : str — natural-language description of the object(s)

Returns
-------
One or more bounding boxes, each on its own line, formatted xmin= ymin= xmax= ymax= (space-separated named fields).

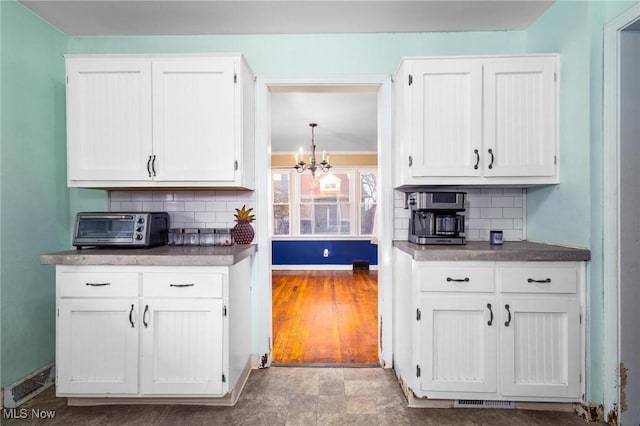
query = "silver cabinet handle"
xmin=86 ymin=282 xmax=110 ymax=286
xmin=170 ymin=283 xmax=195 ymax=288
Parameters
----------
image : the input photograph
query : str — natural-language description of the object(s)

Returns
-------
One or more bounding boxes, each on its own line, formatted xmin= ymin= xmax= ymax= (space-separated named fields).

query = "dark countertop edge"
xmin=393 ymin=240 xmax=591 ymax=262
xmin=40 ymin=244 xmax=257 ymax=267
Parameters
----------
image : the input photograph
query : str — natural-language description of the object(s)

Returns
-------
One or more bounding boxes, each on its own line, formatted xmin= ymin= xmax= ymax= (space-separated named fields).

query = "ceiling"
xmin=18 ymin=0 xmax=554 ymax=154
xmin=270 ymin=88 xmax=379 ymax=153
xmin=20 ymin=1 xmax=554 ymax=36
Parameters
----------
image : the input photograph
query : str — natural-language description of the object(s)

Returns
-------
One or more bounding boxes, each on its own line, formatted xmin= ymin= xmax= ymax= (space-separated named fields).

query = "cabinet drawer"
xmin=499 ymin=265 xmax=577 ymax=294
xmin=58 ymin=272 xmax=139 ymax=298
xmin=416 ymin=265 xmax=494 ymax=292
xmin=143 ymin=272 xmax=223 ymax=298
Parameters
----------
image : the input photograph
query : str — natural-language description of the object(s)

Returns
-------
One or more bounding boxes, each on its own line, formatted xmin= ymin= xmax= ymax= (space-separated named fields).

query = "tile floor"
xmin=2 ymin=367 xmax=597 ymax=425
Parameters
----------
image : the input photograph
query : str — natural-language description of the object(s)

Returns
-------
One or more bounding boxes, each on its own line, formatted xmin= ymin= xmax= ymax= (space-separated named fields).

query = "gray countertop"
xmin=393 ymin=240 xmax=590 ymax=262
xmin=40 ymin=244 xmax=257 ymax=267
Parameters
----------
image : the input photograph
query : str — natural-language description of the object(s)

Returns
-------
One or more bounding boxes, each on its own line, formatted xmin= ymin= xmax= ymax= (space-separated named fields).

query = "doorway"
xmin=603 ymin=5 xmax=640 ymax=423
xmin=253 ymin=75 xmax=393 ymax=369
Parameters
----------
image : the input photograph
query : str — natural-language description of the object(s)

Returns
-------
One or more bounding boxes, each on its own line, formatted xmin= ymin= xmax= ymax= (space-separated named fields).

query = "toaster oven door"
xmin=75 ymin=215 xmax=136 ymax=245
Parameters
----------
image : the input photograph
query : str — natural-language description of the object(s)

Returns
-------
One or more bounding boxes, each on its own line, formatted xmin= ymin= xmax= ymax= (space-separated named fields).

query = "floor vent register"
xmin=3 ymin=363 xmax=55 ymax=408
xmin=454 ymin=400 xmax=515 ymax=409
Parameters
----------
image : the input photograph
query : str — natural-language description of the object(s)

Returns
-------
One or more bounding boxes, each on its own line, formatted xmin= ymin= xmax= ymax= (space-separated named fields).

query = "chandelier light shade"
xmin=293 ymin=123 xmax=332 ymax=177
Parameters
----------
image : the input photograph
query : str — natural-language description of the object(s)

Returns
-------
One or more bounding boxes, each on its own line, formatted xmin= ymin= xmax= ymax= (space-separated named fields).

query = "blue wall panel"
xmin=272 ymin=240 xmax=378 ymax=266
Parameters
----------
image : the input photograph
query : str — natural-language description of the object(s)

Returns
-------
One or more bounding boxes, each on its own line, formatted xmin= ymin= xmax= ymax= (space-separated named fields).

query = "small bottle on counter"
xmin=490 ymin=230 xmax=504 ymax=245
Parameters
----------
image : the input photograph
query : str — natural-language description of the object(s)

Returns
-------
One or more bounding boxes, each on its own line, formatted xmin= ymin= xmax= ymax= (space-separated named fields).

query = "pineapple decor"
xmin=232 ymin=205 xmax=255 ymax=244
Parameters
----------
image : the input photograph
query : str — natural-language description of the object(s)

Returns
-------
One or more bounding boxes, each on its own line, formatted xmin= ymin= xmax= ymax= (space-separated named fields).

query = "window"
xmin=360 ymin=172 xmax=377 ymax=235
xmin=272 ymin=168 xmax=377 ymax=238
xmin=272 ymin=172 xmax=290 ymax=235
xmin=300 ymin=172 xmax=351 ymax=235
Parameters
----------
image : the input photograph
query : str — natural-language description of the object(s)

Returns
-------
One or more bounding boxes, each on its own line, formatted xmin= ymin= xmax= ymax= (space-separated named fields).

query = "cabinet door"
xmin=140 ymin=298 xmax=224 ymax=395
xmin=57 ymin=299 xmax=139 ymax=394
xmin=152 ymin=59 xmax=237 ymax=182
xmin=66 ymin=58 xmax=152 ymax=182
xmin=500 ymin=298 xmax=581 ymax=398
xmin=483 ymin=58 xmax=557 ymax=177
xmin=409 ymin=60 xmax=483 ymax=177
xmin=419 ymin=295 xmax=497 ymax=393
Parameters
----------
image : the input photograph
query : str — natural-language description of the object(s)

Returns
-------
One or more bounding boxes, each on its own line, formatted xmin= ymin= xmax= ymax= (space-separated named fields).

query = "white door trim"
xmin=603 ymin=2 xmax=640 ymax=417
xmin=254 ymin=74 xmax=393 ymax=367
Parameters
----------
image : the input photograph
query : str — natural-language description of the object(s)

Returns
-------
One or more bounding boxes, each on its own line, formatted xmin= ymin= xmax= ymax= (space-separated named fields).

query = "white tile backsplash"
xmin=110 ymin=187 xmax=520 ymax=242
xmin=109 ymin=190 xmax=256 ymax=231
xmin=393 ymin=188 xmax=526 ymax=242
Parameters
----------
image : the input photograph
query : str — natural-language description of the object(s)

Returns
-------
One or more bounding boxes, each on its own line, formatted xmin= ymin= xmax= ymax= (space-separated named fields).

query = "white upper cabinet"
xmin=65 ymin=54 xmax=255 ymax=189
xmin=483 ymin=58 xmax=557 ymax=178
xmin=66 ymin=58 xmax=153 ymax=182
xmin=408 ymin=59 xmax=483 ymax=178
xmin=394 ymin=55 xmax=559 ymax=187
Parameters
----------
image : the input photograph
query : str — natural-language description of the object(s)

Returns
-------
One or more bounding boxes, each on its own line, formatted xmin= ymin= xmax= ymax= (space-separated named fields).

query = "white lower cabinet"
xmin=139 ymin=298 xmax=224 ymax=395
xmin=393 ymin=251 xmax=585 ymax=403
xmin=55 ymin=261 xmax=252 ymax=403
xmin=57 ymin=298 xmax=139 ymax=395
xmin=419 ymin=295 xmax=498 ymax=394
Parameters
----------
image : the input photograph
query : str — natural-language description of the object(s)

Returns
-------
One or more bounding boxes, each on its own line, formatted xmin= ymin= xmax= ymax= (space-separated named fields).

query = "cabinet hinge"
xmin=234 ymin=160 xmax=238 ymax=171
xmin=416 ymin=308 xmax=421 ymax=321
xmin=222 ymin=373 xmax=226 ymax=383
xmin=408 ymin=155 xmax=413 ymax=167
xmin=554 ymin=71 xmax=557 ymax=83
xmin=416 ymin=365 xmax=421 ymax=378
xmin=579 ymin=373 xmax=582 ymax=383
xmin=223 ymin=305 xmax=227 ymax=317
xmin=408 ymin=74 xmax=413 ymax=86
xmin=66 ymin=76 xmax=69 ymax=84
xmin=554 ymin=155 xmax=557 ymax=165
xmin=234 ymin=73 xmax=237 ymax=84
xmin=57 ymin=308 xmax=59 ymax=317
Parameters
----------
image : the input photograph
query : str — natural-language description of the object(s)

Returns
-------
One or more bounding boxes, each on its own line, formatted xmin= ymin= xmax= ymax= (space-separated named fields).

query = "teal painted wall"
xmin=67 ymin=32 xmax=526 ymax=73
xmin=0 ymin=3 xmax=108 ymax=387
xmin=1 ymin=1 xmax=68 ymax=386
xmin=524 ymin=0 xmax=639 ymax=404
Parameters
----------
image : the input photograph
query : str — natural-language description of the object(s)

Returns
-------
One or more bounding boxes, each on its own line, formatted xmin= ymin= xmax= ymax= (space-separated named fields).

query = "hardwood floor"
xmin=272 ymin=270 xmax=378 ymax=365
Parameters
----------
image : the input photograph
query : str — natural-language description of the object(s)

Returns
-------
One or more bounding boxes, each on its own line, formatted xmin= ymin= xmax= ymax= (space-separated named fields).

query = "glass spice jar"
xmin=199 ymin=228 xmax=215 ymax=246
xmin=168 ymin=228 xmax=184 ymax=246
xmin=183 ymin=228 xmax=200 ymax=246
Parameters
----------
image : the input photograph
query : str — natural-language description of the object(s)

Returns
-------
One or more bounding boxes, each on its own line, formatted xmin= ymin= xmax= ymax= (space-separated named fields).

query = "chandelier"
xmin=294 ymin=123 xmax=332 ymax=177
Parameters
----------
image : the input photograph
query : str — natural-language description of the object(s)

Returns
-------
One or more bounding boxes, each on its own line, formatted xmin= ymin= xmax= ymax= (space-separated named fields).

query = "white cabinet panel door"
xmin=500 ymin=298 xmax=581 ymax=398
xmin=483 ymin=59 xmax=557 ymax=177
xmin=410 ymin=60 xmax=483 ymax=177
xmin=66 ymin=59 xmax=152 ymax=181
xmin=57 ymin=299 xmax=139 ymax=394
xmin=140 ymin=298 xmax=224 ymax=395
xmin=419 ymin=295 xmax=498 ymax=393
xmin=152 ymin=59 xmax=236 ymax=182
